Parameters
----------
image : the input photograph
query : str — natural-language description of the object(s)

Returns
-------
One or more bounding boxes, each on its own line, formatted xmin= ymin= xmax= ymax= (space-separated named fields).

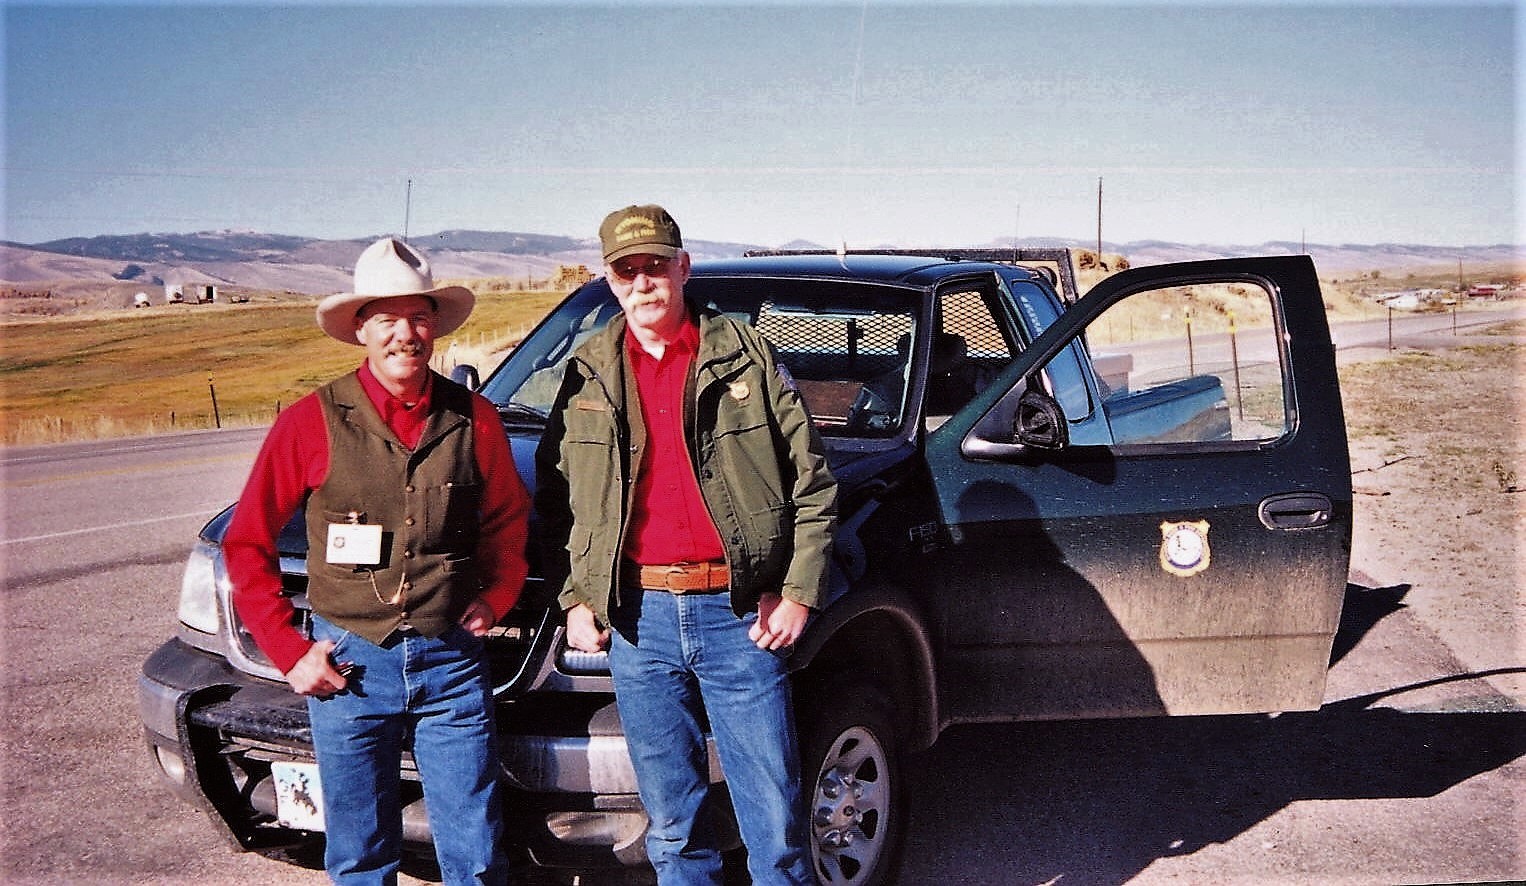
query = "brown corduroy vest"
xmin=304 ymin=372 xmax=482 ymax=645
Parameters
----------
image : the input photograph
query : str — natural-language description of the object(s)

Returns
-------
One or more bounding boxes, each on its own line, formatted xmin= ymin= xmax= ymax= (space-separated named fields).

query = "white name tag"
xmin=326 ymin=522 xmax=383 ymax=565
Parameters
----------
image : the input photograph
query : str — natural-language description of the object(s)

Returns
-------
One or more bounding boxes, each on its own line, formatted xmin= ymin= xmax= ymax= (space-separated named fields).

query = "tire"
xmin=798 ymin=690 xmax=906 ymax=886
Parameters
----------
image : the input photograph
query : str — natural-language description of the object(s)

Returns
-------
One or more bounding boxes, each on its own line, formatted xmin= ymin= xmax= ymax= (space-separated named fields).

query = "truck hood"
xmin=201 ymin=428 xmax=916 ymax=569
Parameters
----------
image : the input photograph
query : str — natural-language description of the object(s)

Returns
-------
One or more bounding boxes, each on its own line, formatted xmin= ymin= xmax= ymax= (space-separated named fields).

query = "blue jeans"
xmin=607 ymin=590 xmax=813 ymax=886
xmin=307 ymin=615 xmax=507 ymax=885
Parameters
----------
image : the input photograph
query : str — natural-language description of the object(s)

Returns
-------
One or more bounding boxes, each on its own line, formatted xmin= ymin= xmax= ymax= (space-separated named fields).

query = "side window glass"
xmin=1077 ymin=280 xmax=1290 ymax=446
xmin=503 ymin=299 xmax=623 ymax=413
xmin=928 ymin=288 xmax=1015 ymax=424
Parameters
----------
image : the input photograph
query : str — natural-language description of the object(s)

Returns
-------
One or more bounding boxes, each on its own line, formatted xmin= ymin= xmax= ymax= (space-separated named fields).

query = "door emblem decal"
xmin=1160 ymin=520 xmax=1211 ymax=577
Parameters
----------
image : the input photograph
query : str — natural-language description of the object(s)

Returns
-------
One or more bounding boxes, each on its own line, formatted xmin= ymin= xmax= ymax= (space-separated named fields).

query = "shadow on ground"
xmin=901 ymin=690 xmax=1524 ymax=884
xmin=260 ymin=583 xmax=1525 ymax=885
xmin=899 ymin=581 xmax=1526 ymax=884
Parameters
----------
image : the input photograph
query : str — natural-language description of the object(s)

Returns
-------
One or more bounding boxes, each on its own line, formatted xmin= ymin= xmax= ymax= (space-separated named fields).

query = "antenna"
xmin=1013 ymin=204 xmax=1021 ymax=261
xmin=835 ymin=0 xmax=869 ymax=253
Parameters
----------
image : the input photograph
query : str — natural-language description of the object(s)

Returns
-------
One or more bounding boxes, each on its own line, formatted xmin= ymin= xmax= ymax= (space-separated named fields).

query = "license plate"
xmin=271 ymin=761 xmax=326 ymax=831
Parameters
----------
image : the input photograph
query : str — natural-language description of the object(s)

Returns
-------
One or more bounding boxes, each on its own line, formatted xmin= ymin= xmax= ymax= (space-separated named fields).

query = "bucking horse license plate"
xmin=271 ymin=761 xmax=326 ymax=831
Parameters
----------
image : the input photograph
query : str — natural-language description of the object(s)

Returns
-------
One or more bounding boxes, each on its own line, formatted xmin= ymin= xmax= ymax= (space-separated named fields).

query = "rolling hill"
xmin=3 ymin=228 xmax=1519 ymax=315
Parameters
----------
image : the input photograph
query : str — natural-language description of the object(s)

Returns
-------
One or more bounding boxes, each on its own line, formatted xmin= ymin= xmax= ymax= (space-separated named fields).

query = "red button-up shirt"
xmin=224 ymin=363 xmax=531 ymax=673
xmin=622 ymin=321 xmax=726 ymax=566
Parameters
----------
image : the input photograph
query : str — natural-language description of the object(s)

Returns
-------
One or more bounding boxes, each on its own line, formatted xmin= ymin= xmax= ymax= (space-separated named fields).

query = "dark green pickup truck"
xmin=141 ymin=249 xmax=1351 ymax=885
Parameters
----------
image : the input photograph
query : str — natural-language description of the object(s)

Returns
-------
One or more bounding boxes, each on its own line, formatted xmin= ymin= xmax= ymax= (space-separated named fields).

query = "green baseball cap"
xmin=600 ymin=204 xmax=683 ymax=263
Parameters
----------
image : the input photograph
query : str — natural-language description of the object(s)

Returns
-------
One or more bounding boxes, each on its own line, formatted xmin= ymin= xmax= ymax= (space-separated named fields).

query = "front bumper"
xmin=138 ymin=636 xmax=670 ymax=867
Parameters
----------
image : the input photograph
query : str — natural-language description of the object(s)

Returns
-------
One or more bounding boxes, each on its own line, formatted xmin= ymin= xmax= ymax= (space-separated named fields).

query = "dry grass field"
xmin=0 ymin=285 xmax=565 ymax=444
xmin=0 ymin=264 xmax=1409 ymax=446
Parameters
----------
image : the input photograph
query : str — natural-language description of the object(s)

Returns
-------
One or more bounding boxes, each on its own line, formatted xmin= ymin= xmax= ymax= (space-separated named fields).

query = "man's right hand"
xmin=284 ymin=639 xmax=349 ymax=696
xmin=565 ymin=603 xmax=610 ymax=653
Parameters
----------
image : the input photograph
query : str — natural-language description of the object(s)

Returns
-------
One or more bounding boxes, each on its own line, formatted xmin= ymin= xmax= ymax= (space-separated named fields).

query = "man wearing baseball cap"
xmin=225 ymin=237 xmax=530 ymax=883
xmin=537 ymin=205 xmax=836 ymax=884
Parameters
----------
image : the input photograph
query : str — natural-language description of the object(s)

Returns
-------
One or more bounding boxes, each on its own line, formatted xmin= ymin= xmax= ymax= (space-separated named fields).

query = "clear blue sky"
xmin=4 ymin=1 xmax=1519 ymax=248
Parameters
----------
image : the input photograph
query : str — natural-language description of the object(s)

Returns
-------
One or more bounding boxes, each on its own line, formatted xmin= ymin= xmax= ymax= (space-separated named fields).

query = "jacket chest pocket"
xmin=708 ymin=399 xmax=788 ymax=515
xmin=564 ymin=408 xmax=624 ymax=490
xmin=418 ymin=479 xmax=481 ymax=552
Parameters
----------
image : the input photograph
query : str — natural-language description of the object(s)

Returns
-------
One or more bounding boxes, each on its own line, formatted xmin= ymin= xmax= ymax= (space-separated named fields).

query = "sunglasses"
xmin=609 ymin=255 xmax=674 ymax=282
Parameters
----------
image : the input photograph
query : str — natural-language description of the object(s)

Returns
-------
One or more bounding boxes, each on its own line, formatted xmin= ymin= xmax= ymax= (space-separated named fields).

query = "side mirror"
xmin=1013 ymin=387 xmax=1068 ymax=450
xmin=450 ymin=363 xmax=481 ymax=392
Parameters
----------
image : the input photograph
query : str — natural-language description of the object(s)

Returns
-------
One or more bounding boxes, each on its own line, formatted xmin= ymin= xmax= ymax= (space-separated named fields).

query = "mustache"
xmin=386 ymin=342 xmax=426 ymax=357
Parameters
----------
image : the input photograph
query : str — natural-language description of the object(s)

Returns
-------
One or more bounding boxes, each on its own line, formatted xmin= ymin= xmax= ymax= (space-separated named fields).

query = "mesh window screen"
xmin=927 ymin=289 xmax=1014 ymax=419
xmin=939 ymin=290 xmax=1011 ymax=361
xmin=755 ymin=301 xmax=916 ymax=436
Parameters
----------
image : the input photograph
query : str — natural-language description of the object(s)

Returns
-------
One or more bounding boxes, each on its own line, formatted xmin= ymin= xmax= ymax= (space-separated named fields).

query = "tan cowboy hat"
xmin=316 ymin=237 xmax=475 ymax=344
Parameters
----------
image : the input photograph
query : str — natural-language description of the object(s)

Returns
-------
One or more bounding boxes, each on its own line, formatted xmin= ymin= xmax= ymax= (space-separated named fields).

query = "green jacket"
xmin=534 ymin=302 xmax=837 ymax=627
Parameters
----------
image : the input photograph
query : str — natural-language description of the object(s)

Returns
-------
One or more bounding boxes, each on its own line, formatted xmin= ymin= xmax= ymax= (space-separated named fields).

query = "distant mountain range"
xmin=3 ymin=229 xmax=1519 ymax=297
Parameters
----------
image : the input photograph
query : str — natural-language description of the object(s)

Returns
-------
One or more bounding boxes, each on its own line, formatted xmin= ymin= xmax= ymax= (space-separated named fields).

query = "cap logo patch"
xmin=614 ymin=217 xmax=658 ymax=243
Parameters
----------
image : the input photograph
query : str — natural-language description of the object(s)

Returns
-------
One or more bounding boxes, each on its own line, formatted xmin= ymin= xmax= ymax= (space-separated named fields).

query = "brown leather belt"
xmin=633 ymin=561 xmax=731 ymax=593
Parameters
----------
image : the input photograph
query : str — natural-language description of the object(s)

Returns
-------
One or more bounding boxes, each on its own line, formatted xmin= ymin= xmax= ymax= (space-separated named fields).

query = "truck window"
xmin=480 ymin=276 xmax=925 ymax=439
xmin=1079 ymin=280 xmax=1290 ymax=446
xmin=928 ymin=286 xmax=1017 ymax=424
xmin=755 ymin=299 xmax=917 ymax=437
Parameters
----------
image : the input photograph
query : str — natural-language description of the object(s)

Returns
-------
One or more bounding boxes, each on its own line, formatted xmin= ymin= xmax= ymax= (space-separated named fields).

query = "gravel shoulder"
xmin=1335 ymin=316 xmax=1525 ymax=710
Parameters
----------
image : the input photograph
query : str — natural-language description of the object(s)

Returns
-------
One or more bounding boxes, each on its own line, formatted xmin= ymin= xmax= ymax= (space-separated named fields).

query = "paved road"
xmin=1 ymin=311 xmax=1521 ymax=884
xmin=1330 ymin=304 xmax=1522 ymax=352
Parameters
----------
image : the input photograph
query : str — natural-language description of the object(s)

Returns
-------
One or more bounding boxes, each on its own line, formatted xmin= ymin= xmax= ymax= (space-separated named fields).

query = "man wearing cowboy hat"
xmin=224 ymin=236 xmax=530 ymax=884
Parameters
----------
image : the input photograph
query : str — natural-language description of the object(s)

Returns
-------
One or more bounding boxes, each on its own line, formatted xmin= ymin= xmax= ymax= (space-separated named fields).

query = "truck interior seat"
xmin=926 ymin=332 xmax=975 ymax=418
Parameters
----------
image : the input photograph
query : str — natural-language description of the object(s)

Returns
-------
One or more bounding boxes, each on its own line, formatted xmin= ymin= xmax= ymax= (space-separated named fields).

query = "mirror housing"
xmin=450 ymin=363 xmax=481 ymax=392
xmin=1013 ymin=387 xmax=1068 ymax=450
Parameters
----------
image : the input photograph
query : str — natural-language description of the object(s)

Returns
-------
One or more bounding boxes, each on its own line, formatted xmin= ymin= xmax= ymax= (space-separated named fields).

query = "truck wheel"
xmin=799 ymin=694 xmax=905 ymax=886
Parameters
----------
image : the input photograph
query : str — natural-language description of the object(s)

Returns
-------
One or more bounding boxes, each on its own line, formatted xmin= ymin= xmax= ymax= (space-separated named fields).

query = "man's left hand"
xmin=750 ymin=593 xmax=810 ymax=651
xmin=459 ymin=597 xmax=497 ymax=637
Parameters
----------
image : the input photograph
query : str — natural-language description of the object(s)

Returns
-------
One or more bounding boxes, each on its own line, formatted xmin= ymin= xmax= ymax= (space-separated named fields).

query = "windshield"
xmin=478 ymin=276 xmax=922 ymax=438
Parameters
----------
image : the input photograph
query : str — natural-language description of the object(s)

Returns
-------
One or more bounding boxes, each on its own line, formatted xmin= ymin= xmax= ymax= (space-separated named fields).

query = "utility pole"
xmin=404 ymin=178 xmax=413 ymax=242
xmin=1096 ymin=177 xmax=1103 ymax=256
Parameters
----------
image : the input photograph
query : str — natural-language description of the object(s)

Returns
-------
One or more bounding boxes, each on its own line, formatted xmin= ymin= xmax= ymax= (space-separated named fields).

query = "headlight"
xmin=177 ymin=540 xmax=223 ymax=634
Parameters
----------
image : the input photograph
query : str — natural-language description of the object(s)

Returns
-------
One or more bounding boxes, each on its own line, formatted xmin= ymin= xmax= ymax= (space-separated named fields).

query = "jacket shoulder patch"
xmin=774 ymin=362 xmax=798 ymax=393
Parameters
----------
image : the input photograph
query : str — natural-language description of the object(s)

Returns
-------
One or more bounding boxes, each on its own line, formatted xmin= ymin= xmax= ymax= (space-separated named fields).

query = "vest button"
xmin=403 ymin=549 xmax=415 ymax=559
xmin=406 ymin=484 xmax=416 ymax=493
xmin=404 ymin=517 xmax=416 ymax=527
xmin=402 ymin=582 xmax=414 ymax=592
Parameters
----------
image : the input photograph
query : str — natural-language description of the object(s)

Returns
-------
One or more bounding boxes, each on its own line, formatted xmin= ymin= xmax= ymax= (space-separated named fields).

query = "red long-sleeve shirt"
xmin=225 ymin=364 xmax=530 ymax=674
xmin=622 ymin=321 xmax=726 ymax=566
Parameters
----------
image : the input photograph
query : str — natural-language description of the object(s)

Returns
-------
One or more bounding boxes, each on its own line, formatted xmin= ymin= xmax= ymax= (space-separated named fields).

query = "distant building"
xmin=165 ymin=284 xmax=184 ymax=304
xmin=1379 ymin=291 xmax=1421 ymax=311
xmin=551 ymin=264 xmax=593 ymax=290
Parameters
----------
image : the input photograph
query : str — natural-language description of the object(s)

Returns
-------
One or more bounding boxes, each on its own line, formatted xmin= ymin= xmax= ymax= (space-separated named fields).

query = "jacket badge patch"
xmin=574 ymin=399 xmax=609 ymax=412
xmin=775 ymin=362 xmax=799 ymax=393
xmin=728 ymin=381 xmax=750 ymax=401
xmin=1159 ymin=519 xmax=1211 ymax=577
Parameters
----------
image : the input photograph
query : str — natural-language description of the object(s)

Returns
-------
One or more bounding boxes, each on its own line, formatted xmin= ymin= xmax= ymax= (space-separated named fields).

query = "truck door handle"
xmin=1258 ymin=493 xmax=1334 ymax=530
